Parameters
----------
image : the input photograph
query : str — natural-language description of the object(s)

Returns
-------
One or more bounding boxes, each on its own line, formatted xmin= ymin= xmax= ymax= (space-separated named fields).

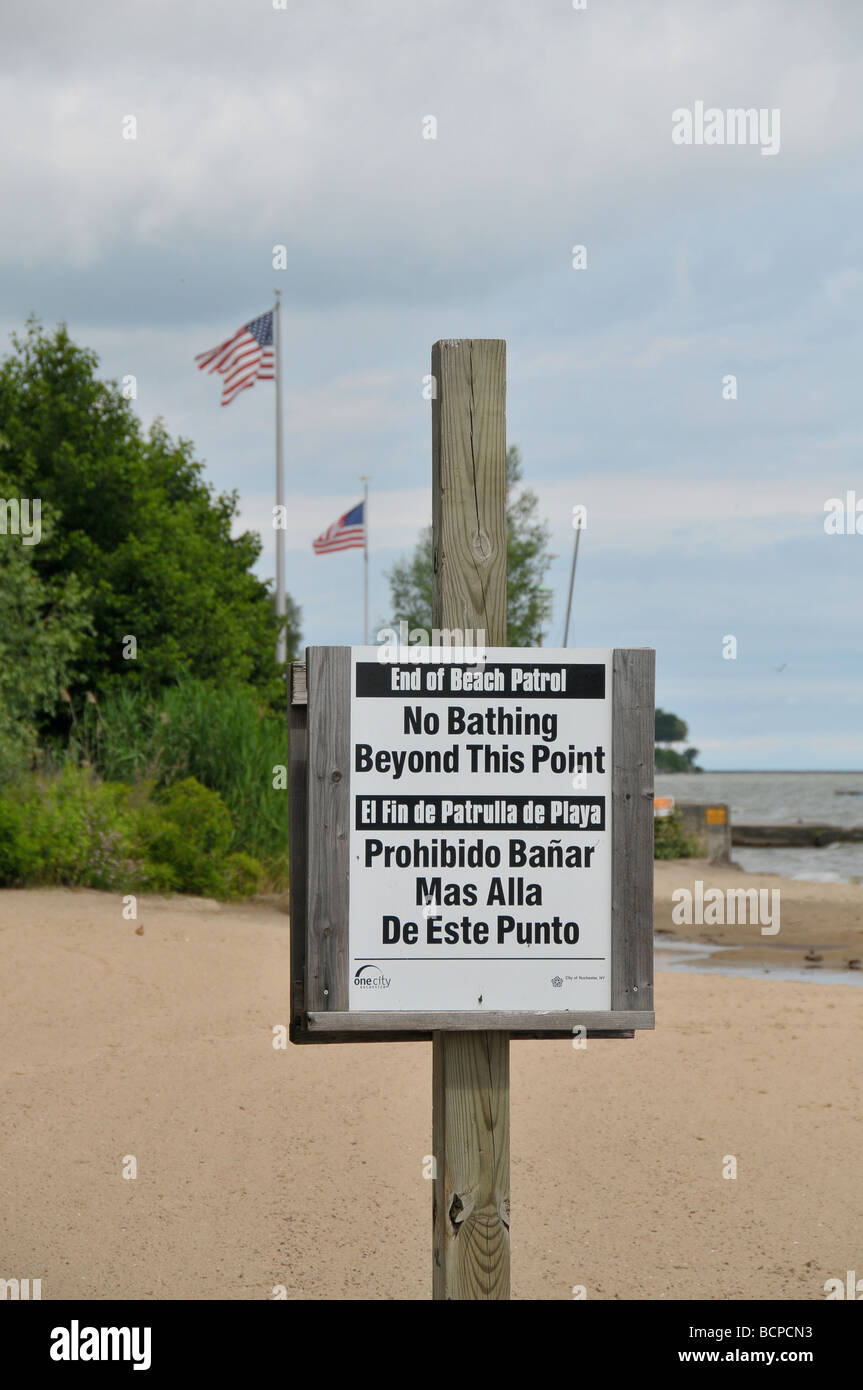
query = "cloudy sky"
xmin=2 ymin=0 xmax=862 ymax=768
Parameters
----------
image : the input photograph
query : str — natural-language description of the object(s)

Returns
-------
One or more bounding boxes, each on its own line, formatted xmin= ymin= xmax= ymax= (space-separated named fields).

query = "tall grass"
xmin=72 ymin=681 xmax=289 ymax=879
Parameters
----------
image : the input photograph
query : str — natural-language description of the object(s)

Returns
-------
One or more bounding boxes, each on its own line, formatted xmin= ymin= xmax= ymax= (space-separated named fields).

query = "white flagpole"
xmin=562 ymin=521 xmax=582 ymax=647
xmin=361 ymin=475 xmax=369 ymax=644
xmin=274 ymin=290 xmax=287 ymax=665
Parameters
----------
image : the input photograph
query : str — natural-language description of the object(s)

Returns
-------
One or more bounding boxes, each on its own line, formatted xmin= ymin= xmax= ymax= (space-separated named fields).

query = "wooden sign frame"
xmin=289 ymin=645 xmax=654 ymax=1043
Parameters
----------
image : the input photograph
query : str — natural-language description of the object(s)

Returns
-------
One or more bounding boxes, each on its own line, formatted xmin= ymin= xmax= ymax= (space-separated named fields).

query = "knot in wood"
xmin=448 ymin=1189 xmax=476 ymax=1231
xmin=471 ymin=530 xmax=492 ymax=561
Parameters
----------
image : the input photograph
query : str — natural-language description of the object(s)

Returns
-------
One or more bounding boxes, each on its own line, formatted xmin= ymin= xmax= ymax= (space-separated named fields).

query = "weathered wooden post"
xmin=289 ymin=336 xmax=655 ymax=1303
xmin=430 ymin=339 xmax=510 ymax=1299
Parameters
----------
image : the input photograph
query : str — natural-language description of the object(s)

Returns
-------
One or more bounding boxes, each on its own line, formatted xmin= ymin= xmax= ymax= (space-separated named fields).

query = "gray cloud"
xmin=2 ymin=0 xmax=863 ymax=765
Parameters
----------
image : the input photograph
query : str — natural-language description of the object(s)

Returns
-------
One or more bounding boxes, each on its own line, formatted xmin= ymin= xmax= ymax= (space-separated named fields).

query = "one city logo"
xmin=354 ymin=963 xmax=392 ymax=989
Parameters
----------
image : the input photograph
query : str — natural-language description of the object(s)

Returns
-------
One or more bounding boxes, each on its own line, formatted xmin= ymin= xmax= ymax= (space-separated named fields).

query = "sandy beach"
xmin=1 ymin=881 xmax=861 ymax=1301
xmin=655 ymin=858 xmax=863 ymax=971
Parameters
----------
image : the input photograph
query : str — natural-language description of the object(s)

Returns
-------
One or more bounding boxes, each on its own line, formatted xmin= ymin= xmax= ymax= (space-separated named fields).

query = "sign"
xmin=654 ymin=796 xmax=675 ymax=817
xmin=705 ymin=806 xmax=727 ymax=825
xmin=349 ymin=647 xmax=611 ymax=1012
xmin=289 ymin=644 xmax=654 ymax=1039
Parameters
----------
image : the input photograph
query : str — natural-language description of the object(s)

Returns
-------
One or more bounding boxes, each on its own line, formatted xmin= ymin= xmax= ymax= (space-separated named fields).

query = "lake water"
xmin=653 ymin=770 xmax=863 ymax=883
xmin=653 ymin=937 xmax=863 ymax=987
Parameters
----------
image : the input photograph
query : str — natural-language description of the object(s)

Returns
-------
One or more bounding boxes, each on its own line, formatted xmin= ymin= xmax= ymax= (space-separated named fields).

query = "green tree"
xmin=655 ymin=708 xmax=688 ymax=744
xmin=654 ymin=709 xmax=701 ymax=772
xmin=0 ymin=476 xmax=91 ymax=780
xmin=386 ymin=445 xmax=553 ymax=643
xmin=0 ymin=319 xmax=300 ymax=719
xmin=655 ymin=747 xmax=702 ymax=773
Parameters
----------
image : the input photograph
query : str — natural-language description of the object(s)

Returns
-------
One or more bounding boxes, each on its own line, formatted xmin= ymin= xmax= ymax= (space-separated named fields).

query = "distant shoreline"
xmin=657 ymin=769 xmax=863 ymax=775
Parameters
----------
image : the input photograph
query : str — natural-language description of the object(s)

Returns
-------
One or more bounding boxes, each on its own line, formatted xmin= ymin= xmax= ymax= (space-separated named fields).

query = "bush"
xmin=144 ymin=778 xmax=233 ymax=898
xmin=143 ymin=778 xmax=267 ymax=899
xmin=0 ymin=798 xmax=29 ymax=882
xmin=69 ymin=680 xmax=289 ymax=883
xmin=223 ymin=850 xmax=264 ymax=898
xmin=654 ymin=811 xmax=701 ymax=860
xmin=0 ymin=767 xmax=263 ymax=898
xmin=0 ymin=765 xmax=144 ymax=890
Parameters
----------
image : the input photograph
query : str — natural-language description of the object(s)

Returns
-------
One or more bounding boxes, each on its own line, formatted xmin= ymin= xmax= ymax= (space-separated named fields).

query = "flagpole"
xmin=562 ymin=521 xmax=582 ymax=647
xmin=274 ymin=289 xmax=286 ymax=665
xmin=361 ymin=475 xmax=369 ymax=643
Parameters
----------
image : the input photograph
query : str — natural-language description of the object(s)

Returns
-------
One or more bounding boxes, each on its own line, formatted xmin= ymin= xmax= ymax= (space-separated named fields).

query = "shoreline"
xmin=654 ymin=857 xmax=863 ymax=972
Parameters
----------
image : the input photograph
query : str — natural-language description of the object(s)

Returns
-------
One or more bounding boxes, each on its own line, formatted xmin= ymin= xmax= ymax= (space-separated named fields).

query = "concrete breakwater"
xmin=673 ymin=802 xmax=863 ymax=857
xmin=732 ymin=823 xmax=863 ymax=848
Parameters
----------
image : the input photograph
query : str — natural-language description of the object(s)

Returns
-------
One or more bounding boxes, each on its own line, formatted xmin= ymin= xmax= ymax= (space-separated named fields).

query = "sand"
xmin=1 ymin=883 xmax=861 ymax=1301
xmin=655 ymin=858 xmax=863 ymax=970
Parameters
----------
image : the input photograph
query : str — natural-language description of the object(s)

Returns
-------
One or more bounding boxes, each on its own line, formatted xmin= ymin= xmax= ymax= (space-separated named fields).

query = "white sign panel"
xmin=348 ymin=647 xmax=612 ymax=1012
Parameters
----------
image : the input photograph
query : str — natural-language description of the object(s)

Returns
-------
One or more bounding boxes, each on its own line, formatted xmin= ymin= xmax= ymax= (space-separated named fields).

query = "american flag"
xmin=195 ymin=310 xmax=275 ymax=406
xmin=312 ymin=501 xmax=365 ymax=554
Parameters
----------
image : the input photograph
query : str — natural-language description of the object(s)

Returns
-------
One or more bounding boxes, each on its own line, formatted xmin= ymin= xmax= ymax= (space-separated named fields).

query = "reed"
xmin=72 ymin=680 xmax=289 ymax=878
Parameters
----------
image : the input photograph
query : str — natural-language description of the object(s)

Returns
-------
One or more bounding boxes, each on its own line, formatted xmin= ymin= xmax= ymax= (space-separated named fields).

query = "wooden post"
xmin=431 ymin=339 xmax=510 ymax=1300
xmin=288 ymin=661 xmax=308 ymax=1041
